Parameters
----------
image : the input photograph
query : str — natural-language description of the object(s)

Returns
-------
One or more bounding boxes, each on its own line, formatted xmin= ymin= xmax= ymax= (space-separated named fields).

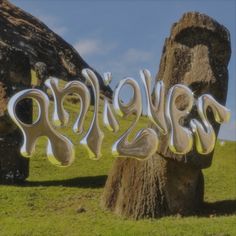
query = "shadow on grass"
xmin=1 ymin=177 xmax=235 ymax=217
xmin=199 ymin=200 xmax=236 ymax=216
xmin=19 ymin=175 xmax=107 ymax=188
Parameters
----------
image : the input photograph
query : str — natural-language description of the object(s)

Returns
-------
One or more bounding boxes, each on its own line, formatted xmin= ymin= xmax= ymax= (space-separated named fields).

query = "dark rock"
xmin=34 ymin=61 xmax=48 ymax=92
xmin=0 ymin=0 xmax=112 ymax=97
xmin=0 ymin=48 xmax=31 ymax=183
xmin=0 ymin=0 xmax=114 ymax=183
xmin=76 ymin=206 xmax=86 ymax=213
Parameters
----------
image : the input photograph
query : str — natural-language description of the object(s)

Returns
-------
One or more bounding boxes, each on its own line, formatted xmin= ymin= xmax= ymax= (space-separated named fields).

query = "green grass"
xmin=0 ymin=100 xmax=235 ymax=236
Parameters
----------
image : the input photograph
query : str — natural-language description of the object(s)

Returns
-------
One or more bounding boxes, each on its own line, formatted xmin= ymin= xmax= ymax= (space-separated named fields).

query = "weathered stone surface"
xmin=101 ymin=12 xmax=231 ymax=219
xmin=0 ymin=48 xmax=32 ymax=182
xmin=34 ymin=61 xmax=48 ymax=92
xmin=0 ymin=0 xmax=112 ymax=97
xmin=0 ymin=0 xmax=114 ymax=182
xmin=155 ymin=12 xmax=231 ymax=168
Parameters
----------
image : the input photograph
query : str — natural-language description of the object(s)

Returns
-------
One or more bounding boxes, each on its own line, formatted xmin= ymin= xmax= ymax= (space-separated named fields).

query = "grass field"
xmin=0 ymin=98 xmax=235 ymax=236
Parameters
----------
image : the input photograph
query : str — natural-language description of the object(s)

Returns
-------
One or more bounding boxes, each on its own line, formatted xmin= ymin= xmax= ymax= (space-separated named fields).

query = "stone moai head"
xmin=155 ymin=12 xmax=231 ymax=169
xmin=34 ymin=62 xmax=48 ymax=85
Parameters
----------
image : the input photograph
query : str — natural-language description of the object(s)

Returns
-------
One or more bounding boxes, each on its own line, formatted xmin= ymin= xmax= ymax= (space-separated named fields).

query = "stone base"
xmin=0 ymin=131 xmax=29 ymax=183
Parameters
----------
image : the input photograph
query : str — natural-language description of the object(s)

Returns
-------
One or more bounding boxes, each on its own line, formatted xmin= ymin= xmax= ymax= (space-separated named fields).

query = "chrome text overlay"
xmin=7 ymin=69 xmax=230 ymax=166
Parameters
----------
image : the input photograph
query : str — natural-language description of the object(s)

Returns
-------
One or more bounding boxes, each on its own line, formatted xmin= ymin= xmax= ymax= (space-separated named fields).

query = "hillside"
xmin=0 ymin=0 xmax=112 ymax=96
xmin=0 ymin=101 xmax=235 ymax=235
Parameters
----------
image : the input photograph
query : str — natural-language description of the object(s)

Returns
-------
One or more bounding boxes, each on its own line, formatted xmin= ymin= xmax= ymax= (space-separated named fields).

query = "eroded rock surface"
xmin=0 ymin=0 xmax=113 ymax=182
xmin=0 ymin=48 xmax=31 ymax=182
xmin=0 ymin=0 xmax=112 ymax=97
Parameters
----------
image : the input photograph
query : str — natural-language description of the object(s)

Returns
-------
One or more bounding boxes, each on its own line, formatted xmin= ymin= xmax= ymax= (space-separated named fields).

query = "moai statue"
xmin=101 ymin=12 xmax=231 ymax=219
xmin=0 ymin=48 xmax=32 ymax=183
xmin=34 ymin=62 xmax=48 ymax=92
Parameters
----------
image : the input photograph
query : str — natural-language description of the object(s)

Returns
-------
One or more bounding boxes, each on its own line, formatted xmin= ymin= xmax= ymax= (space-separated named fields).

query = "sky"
xmin=10 ymin=0 xmax=236 ymax=140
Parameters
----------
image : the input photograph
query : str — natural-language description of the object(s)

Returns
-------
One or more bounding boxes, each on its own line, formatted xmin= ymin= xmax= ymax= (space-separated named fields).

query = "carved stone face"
xmin=155 ymin=25 xmax=230 ymax=169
